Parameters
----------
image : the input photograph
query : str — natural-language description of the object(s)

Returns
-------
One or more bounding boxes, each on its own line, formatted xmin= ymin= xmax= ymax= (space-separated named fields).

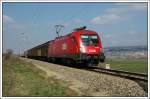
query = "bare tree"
xmin=6 ymin=49 xmax=13 ymax=55
xmin=4 ymin=49 xmax=13 ymax=60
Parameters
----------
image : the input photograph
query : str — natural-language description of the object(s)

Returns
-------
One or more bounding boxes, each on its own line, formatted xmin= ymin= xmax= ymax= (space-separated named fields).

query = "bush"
xmin=4 ymin=49 xmax=13 ymax=60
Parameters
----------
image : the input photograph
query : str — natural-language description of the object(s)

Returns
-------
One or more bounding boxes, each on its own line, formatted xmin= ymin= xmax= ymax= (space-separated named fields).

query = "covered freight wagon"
xmin=26 ymin=42 xmax=49 ymax=60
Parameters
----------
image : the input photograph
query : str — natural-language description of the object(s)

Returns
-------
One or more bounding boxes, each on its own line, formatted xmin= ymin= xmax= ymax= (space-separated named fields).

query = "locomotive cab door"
xmin=69 ymin=36 xmax=78 ymax=55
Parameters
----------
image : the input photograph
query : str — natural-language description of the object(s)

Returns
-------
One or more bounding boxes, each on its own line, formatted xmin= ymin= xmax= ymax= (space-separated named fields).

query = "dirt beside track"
xmin=21 ymin=58 xmax=147 ymax=96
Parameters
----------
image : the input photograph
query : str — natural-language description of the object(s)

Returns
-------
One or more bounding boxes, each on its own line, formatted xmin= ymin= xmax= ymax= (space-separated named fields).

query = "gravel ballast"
xmin=22 ymin=58 xmax=147 ymax=96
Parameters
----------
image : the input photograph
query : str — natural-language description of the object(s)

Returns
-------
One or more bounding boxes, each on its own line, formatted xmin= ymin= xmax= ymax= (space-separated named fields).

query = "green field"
xmin=101 ymin=58 xmax=148 ymax=74
xmin=2 ymin=55 xmax=78 ymax=96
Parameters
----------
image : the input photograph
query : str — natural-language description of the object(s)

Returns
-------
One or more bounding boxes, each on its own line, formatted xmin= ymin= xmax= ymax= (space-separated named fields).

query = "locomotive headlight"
xmin=80 ymin=42 xmax=85 ymax=53
xmin=80 ymin=47 xmax=85 ymax=53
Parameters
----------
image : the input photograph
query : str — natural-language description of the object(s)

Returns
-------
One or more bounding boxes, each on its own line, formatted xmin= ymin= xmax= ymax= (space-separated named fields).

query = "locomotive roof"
xmin=72 ymin=29 xmax=97 ymax=34
xmin=54 ymin=29 xmax=97 ymax=40
xmin=55 ymin=29 xmax=97 ymax=39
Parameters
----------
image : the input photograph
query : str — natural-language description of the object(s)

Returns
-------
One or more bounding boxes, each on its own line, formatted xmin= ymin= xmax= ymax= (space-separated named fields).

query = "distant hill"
xmin=103 ymin=45 xmax=148 ymax=59
xmin=104 ymin=45 xmax=147 ymax=52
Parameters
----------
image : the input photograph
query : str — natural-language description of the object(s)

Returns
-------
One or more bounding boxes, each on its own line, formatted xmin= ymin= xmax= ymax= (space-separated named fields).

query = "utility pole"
xmin=55 ymin=25 xmax=65 ymax=37
xmin=19 ymin=33 xmax=24 ymax=56
xmin=20 ymin=33 xmax=27 ymax=56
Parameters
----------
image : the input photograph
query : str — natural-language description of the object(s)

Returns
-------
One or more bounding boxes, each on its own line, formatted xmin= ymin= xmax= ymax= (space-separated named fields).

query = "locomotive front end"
xmin=79 ymin=32 xmax=105 ymax=65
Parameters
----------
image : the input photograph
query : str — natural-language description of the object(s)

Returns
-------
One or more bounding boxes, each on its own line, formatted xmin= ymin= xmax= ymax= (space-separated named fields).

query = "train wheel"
xmin=71 ymin=60 xmax=76 ymax=66
xmin=87 ymin=61 xmax=99 ymax=67
xmin=66 ymin=59 xmax=74 ymax=66
xmin=50 ymin=58 xmax=56 ymax=63
xmin=99 ymin=52 xmax=105 ymax=62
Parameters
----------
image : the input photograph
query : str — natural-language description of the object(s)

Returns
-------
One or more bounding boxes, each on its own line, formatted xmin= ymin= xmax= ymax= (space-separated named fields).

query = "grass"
xmin=100 ymin=58 xmax=148 ymax=74
xmin=2 ymin=54 xmax=78 ymax=96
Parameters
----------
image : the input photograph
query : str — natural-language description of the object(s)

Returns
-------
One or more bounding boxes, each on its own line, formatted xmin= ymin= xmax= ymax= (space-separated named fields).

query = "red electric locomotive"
xmin=26 ymin=26 xmax=105 ymax=66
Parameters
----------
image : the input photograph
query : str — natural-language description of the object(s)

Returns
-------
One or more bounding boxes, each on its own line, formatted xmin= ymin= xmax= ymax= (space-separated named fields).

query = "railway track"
xmin=86 ymin=66 xmax=148 ymax=82
xmin=23 ymin=57 xmax=148 ymax=82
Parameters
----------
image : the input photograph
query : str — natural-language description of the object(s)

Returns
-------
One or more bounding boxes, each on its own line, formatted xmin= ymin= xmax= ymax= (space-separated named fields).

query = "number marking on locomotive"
xmin=89 ymin=49 xmax=96 ymax=52
xmin=62 ymin=43 xmax=67 ymax=50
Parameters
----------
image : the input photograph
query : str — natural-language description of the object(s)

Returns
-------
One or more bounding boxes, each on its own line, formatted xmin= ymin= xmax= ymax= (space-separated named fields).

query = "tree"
xmin=6 ymin=49 xmax=13 ymax=55
xmin=4 ymin=49 xmax=13 ymax=60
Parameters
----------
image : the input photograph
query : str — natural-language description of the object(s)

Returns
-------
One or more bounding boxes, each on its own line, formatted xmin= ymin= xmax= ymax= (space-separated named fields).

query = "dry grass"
xmin=2 ymin=55 xmax=78 ymax=96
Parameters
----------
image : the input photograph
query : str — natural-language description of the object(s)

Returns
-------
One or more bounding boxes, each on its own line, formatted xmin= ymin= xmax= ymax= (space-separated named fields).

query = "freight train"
xmin=25 ymin=26 xmax=105 ymax=66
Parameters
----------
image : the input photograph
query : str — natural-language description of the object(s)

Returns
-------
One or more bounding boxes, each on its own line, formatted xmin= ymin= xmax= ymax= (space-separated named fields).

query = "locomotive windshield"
xmin=80 ymin=34 xmax=98 ymax=46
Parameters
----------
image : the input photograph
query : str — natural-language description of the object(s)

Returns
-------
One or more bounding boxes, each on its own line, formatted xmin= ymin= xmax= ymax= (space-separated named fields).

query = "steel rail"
xmin=86 ymin=66 xmax=148 ymax=82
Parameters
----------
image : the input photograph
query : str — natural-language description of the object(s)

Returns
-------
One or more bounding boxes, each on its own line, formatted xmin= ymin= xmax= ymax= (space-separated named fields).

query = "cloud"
xmin=130 ymin=3 xmax=147 ymax=10
xmin=3 ymin=15 xmax=25 ymax=31
xmin=50 ymin=18 xmax=84 ymax=31
xmin=90 ymin=3 xmax=146 ymax=25
xmin=3 ymin=15 xmax=15 ymax=24
xmin=106 ymin=7 xmax=127 ymax=14
xmin=128 ymin=30 xmax=137 ymax=35
xmin=73 ymin=18 xmax=83 ymax=24
xmin=90 ymin=14 xmax=124 ymax=25
xmin=106 ymin=3 xmax=147 ymax=14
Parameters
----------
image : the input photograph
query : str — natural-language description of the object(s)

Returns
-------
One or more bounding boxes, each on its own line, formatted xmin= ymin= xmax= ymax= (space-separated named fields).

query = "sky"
xmin=2 ymin=2 xmax=148 ymax=54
